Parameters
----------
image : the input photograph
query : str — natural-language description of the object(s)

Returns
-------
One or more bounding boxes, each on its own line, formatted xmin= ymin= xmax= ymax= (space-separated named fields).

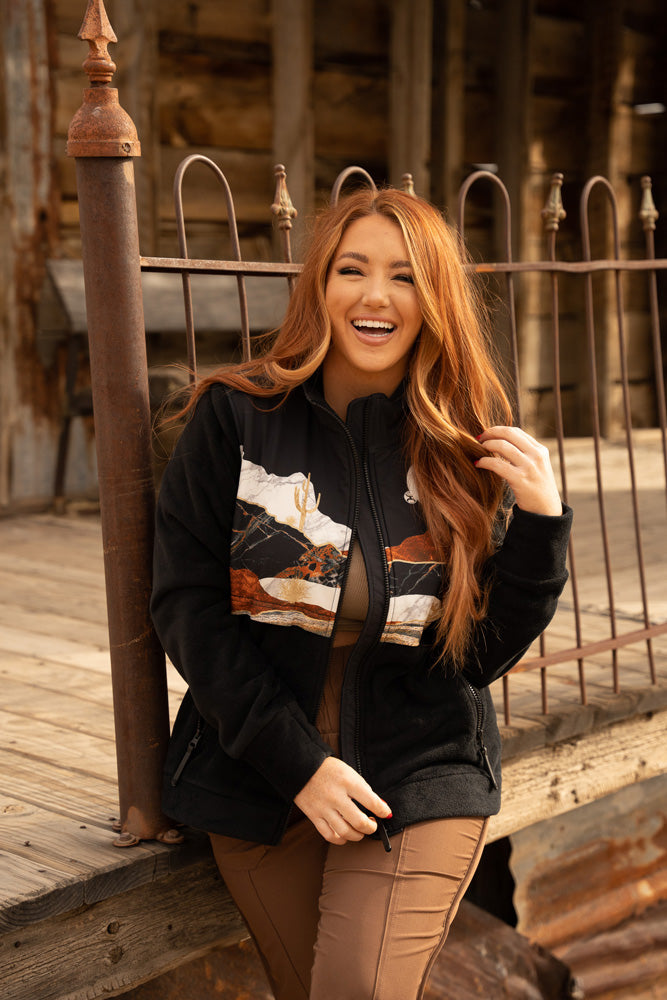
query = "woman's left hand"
xmin=475 ymin=426 xmax=563 ymax=516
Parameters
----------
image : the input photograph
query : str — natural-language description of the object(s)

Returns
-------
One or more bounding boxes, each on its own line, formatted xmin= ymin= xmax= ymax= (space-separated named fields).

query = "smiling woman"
xmin=151 ymin=186 xmax=572 ymax=999
xmin=323 ymin=214 xmax=423 ymax=418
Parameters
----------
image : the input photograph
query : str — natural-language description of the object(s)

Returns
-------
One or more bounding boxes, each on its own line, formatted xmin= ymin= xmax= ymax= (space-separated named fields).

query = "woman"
xmin=151 ymin=188 xmax=572 ymax=1000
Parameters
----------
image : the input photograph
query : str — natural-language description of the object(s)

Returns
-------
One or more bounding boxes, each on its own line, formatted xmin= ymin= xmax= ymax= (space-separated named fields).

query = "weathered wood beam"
xmin=271 ymin=0 xmax=314 ymax=252
xmin=496 ymin=0 xmax=533 ymax=260
xmin=390 ymin=0 xmax=433 ymax=197
xmin=0 ymin=0 xmax=58 ymax=508
xmin=1 ymin=848 xmax=245 ymax=1000
xmin=489 ymin=707 xmax=667 ymax=842
xmin=584 ymin=0 xmax=624 ymax=436
xmin=431 ymin=0 xmax=466 ymax=216
xmin=113 ymin=0 xmax=159 ymax=256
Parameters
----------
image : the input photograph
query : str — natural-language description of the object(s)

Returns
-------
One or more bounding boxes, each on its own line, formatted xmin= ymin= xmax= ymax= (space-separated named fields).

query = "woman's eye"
xmin=338 ymin=266 xmax=362 ymax=276
xmin=394 ymin=273 xmax=414 ymax=284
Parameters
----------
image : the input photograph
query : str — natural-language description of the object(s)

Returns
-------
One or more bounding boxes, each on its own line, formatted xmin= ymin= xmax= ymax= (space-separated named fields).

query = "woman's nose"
xmin=361 ymin=278 xmax=390 ymax=308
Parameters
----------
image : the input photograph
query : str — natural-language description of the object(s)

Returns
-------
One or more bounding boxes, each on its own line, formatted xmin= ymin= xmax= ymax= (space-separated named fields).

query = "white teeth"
xmin=352 ymin=320 xmax=395 ymax=331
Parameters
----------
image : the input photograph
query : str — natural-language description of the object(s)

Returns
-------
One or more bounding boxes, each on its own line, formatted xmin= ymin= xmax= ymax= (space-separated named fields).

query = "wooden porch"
xmin=1 ymin=433 xmax=666 ymax=1000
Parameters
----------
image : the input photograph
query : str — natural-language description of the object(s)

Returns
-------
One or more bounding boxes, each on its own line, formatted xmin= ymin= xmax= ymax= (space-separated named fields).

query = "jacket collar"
xmin=302 ymin=368 xmax=408 ymax=450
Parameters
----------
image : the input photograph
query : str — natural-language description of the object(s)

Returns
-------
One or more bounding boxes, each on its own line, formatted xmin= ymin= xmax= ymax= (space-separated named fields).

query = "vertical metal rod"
xmin=604 ymin=182 xmax=656 ymax=685
xmin=580 ymin=178 xmax=618 ymax=694
xmin=541 ymin=173 xmax=586 ymax=705
xmin=67 ymin=0 xmax=178 ymax=846
xmin=272 ymin=163 xmax=298 ymax=293
xmin=639 ymin=176 xmax=667 ymax=502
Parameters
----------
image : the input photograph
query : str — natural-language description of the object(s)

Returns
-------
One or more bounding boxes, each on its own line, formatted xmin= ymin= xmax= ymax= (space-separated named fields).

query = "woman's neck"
xmin=322 ymin=363 xmax=403 ymax=421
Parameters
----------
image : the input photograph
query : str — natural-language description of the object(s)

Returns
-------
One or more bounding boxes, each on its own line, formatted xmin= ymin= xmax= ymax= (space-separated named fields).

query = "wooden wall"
xmin=1 ymin=0 xmax=666 ymax=507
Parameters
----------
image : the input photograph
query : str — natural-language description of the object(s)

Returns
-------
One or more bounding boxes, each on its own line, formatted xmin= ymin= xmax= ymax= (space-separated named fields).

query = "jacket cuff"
xmin=498 ymin=504 xmax=573 ymax=580
xmin=242 ymin=706 xmax=333 ymax=802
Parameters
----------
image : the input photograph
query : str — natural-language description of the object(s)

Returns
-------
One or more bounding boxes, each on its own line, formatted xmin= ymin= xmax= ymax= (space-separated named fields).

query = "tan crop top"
xmin=336 ymin=540 xmax=369 ymax=630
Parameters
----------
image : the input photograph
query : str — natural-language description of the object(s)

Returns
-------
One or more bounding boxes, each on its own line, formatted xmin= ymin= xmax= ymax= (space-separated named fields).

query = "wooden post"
xmin=271 ymin=0 xmax=314 ymax=253
xmin=390 ymin=0 xmax=433 ymax=197
xmin=496 ymin=0 xmax=533 ymax=262
xmin=113 ymin=0 xmax=160 ymax=256
xmin=584 ymin=0 xmax=624 ymax=436
xmin=431 ymin=0 xmax=466 ymax=217
xmin=0 ymin=0 xmax=57 ymax=508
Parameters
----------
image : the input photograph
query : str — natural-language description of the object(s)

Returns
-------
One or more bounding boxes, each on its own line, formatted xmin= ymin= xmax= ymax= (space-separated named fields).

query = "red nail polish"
xmin=386 ymin=811 xmax=393 ymax=818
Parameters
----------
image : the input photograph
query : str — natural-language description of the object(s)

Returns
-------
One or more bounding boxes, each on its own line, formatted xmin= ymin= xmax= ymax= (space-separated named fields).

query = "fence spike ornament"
xmin=66 ymin=0 xmax=140 ymax=157
xmin=541 ymin=172 xmax=567 ymax=232
xmin=639 ymin=175 xmax=659 ymax=232
xmin=272 ymin=164 xmax=298 ymax=232
xmin=401 ymin=172 xmax=416 ymax=196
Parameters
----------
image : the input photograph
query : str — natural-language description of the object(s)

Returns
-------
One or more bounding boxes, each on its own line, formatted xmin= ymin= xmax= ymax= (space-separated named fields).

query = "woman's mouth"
xmin=351 ymin=319 xmax=396 ymax=338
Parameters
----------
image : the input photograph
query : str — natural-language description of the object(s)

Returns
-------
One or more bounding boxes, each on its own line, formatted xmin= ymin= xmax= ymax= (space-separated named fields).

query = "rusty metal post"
xmin=67 ymin=0 xmax=180 ymax=847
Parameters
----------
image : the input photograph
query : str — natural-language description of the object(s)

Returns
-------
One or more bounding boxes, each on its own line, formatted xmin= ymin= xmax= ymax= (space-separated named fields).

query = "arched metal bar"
xmin=174 ymin=154 xmax=252 ymax=372
xmin=330 ymin=165 xmax=378 ymax=205
xmin=580 ymin=176 xmax=655 ymax=687
xmin=456 ymin=171 xmax=521 ymax=424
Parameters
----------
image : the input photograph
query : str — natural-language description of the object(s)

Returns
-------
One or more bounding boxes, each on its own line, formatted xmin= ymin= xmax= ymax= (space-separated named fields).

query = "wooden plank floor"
xmin=1 ymin=432 xmax=666 ymax=999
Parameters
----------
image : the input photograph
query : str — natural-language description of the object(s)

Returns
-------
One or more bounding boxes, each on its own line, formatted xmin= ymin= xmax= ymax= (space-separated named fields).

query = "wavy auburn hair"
xmin=185 ymin=188 xmax=513 ymax=666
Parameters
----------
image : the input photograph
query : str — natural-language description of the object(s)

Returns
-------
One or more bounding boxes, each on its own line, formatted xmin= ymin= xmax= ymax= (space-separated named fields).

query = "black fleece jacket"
xmin=151 ymin=375 xmax=572 ymax=845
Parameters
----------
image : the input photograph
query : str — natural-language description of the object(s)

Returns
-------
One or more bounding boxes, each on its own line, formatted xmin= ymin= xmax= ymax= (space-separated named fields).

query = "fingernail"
xmin=386 ymin=811 xmax=393 ymax=818
xmin=473 ymin=460 xmax=480 ymax=467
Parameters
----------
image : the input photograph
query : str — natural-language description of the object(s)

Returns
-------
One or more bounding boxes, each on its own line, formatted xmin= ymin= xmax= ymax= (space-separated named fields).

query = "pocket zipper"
xmin=171 ymin=718 xmax=204 ymax=786
xmin=466 ymin=682 xmax=499 ymax=790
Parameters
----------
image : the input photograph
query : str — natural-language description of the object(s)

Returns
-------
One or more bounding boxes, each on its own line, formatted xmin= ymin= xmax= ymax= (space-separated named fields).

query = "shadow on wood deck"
xmin=1 ymin=434 xmax=666 ymax=999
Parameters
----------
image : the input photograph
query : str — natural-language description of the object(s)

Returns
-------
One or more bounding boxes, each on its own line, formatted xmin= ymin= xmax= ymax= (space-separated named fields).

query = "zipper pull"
xmin=481 ymin=744 xmax=499 ymax=790
xmin=377 ymin=818 xmax=392 ymax=852
xmin=171 ymin=724 xmax=203 ymax=786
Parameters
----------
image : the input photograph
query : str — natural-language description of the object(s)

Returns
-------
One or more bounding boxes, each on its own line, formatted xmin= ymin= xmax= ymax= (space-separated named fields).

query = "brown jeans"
xmin=210 ymin=647 xmax=489 ymax=999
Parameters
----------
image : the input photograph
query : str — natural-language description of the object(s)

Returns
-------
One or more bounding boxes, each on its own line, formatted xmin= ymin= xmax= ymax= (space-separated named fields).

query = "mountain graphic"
xmin=232 ymin=500 xmax=347 ymax=588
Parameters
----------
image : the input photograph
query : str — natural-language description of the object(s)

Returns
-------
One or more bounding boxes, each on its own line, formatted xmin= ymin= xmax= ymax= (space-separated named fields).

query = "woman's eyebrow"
xmin=335 ymin=251 xmax=412 ymax=269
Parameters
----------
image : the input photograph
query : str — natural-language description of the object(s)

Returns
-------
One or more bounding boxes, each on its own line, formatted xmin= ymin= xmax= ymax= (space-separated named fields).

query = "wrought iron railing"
xmin=68 ymin=0 xmax=666 ymax=844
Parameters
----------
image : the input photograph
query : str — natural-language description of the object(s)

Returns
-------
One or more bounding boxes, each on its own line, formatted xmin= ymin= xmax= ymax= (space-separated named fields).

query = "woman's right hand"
xmin=294 ymin=757 xmax=392 ymax=845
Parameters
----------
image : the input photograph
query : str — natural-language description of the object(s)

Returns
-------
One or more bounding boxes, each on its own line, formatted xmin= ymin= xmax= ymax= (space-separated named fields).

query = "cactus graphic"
xmin=294 ymin=473 xmax=321 ymax=533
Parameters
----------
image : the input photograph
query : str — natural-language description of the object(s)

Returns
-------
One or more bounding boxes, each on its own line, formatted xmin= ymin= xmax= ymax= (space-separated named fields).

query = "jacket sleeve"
xmin=150 ymin=387 xmax=332 ymax=802
xmin=462 ymin=503 xmax=573 ymax=688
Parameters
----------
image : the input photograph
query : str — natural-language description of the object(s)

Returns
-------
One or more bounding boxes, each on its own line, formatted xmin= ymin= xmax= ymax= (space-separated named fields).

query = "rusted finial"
xmin=639 ymin=175 xmax=659 ymax=232
xmin=78 ymin=0 xmax=117 ymax=84
xmin=271 ymin=164 xmax=298 ymax=231
xmin=67 ymin=0 xmax=140 ymax=157
xmin=401 ymin=173 xmax=416 ymax=196
xmin=541 ymin=172 xmax=567 ymax=232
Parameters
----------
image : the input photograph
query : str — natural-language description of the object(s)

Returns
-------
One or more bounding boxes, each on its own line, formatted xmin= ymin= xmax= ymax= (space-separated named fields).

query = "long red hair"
xmin=183 ymin=188 xmax=513 ymax=666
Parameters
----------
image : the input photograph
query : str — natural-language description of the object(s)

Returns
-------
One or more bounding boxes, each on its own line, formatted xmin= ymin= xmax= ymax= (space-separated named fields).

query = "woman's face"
xmin=323 ymin=214 xmax=423 ymax=402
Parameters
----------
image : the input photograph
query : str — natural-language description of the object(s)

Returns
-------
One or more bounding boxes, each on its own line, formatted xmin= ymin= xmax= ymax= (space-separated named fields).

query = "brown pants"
xmin=210 ymin=647 xmax=489 ymax=999
xmin=211 ymin=812 xmax=487 ymax=1000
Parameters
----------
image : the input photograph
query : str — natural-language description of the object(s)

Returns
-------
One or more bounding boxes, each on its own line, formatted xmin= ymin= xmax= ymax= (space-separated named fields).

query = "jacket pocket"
xmin=462 ymin=681 xmax=498 ymax=790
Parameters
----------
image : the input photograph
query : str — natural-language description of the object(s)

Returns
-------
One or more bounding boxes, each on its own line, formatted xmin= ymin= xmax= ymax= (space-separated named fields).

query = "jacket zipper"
xmin=171 ymin=717 xmax=204 ymax=786
xmin=359 ymin=402 xmax=393 ymax=851
xmin=466 ymin=682 xmax=499 ymax=789
xmin=310 ymin=395 xmax=393 ymax=852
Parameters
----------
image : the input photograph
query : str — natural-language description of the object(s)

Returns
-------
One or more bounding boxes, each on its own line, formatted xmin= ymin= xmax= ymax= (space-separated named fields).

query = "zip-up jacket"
xmin=151 ymin=375 xmax=572 ymax=845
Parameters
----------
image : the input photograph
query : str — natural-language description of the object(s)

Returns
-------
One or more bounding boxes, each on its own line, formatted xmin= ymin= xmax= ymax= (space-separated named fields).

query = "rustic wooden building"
xmin=1 ymin=0 xmax=666 ymax=509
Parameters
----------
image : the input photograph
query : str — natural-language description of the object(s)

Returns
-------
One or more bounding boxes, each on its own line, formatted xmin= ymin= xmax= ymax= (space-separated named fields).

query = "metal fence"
xmin=68 ymin=1 xmax=666 ymax=844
